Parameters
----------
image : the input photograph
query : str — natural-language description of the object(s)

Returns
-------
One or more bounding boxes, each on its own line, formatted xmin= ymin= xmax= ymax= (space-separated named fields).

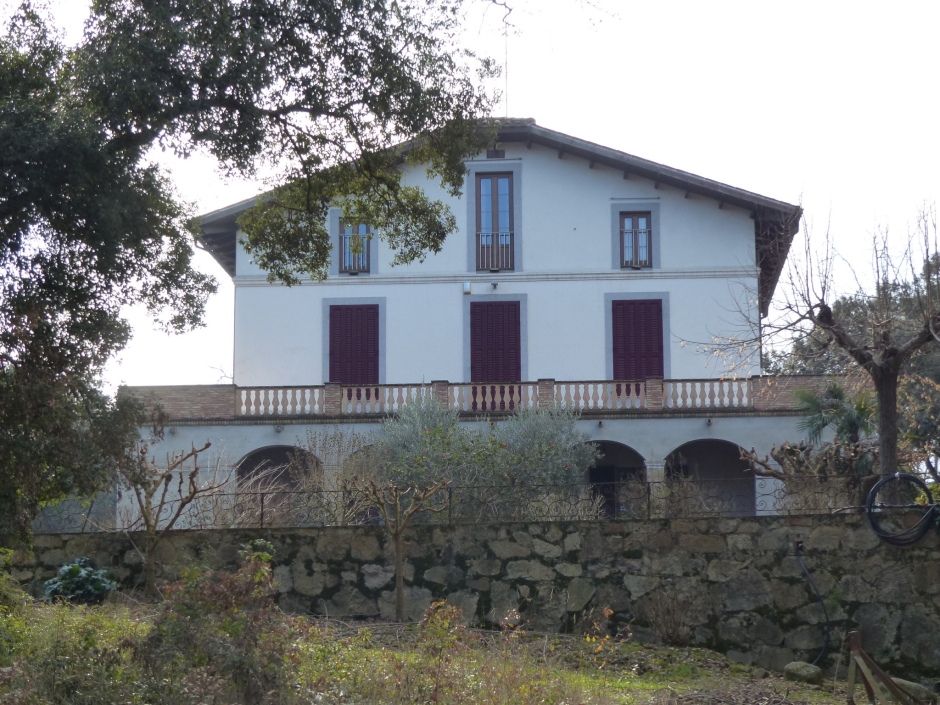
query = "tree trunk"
xmin=874 ymin=368 xmax=900 ymax=475
xmin=394 ymin=529 xmax=404 ymax=622
xmin=143 ymin=540 xmax=159 ymax=598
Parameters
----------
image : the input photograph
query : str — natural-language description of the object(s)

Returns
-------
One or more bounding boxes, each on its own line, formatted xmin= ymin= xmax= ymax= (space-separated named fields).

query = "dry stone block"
xmin=891 ymin=678 xmax=938 ymax=703
xmin=466 ymin=577 xmax=490 ymax=591
xmin=749 ymin=616 xmax=784 ymax=645
xmin=623 ymin=575 xmax=659 ymax=599
xmin=544 ymin=525 xmax=563 ymax=543
xmin=489 ymin=540 xmax=531 ymax=559
xmin=512 ymin=531 xmax=534 ymax=548
xmin=914 ymin=562 xmax=940 ymax=595
xmin=316 ymin=531 xmax=350 ymax=561
xmin=446 ymin=590 xmax=480 ymax=624
xmin=726 ymin=534 xmax=754 ymax=552
xmin=532 ymin=538 xmax=562 ymax=559
xmin=706 ymin=559 xmax=741 ymax=583
xmin=771 ymin=580 xmax=809 ymax=611
xmin=318 ymin=586 xmax=377 ymax=617
xmin=649 ymin=530 xmax=673 ymax=550
xmin=273 ymin=565 xmax=293 ymax=593
xmin=362 ymin=564 xmax=395 ymax=590
xmin=757 ymin=527 xmax=793 ymax=552
xmin=563 ymin=532 xmax=581 ymax=552
xmin=487 ymin=581 xmax=520 ymax=624
xmin=900 ymin=603 xmax=940 ymax=670
xmin=555 ymin=562 xmax=582 ymax=577
xmin=843 ymin=526 xmax=880 ymax=551
xmin=377 ymin=586 xmax=431 ymax=621
xmin=724 ymin=570 xmax=771 ymax=611
xmin=840 ymin=574 xmax=872 ymax=602
xmin=784 ymin=661 xmax=823 ymax=684
xmin=350 ymin=534 xmax=381 ymax=561
xmin=875 ymin=568 xmax=913 ymax=603
xmin=293 ymin=570 xmax=325 ymax=597
xmin=470 ymin=557 xmax=502 ymax=576
xmin=783 ymin=626 xmax=824 ymax=650
xmin=33 ymin=535 xmax=63 ymax=549
xmin=671 ymin=521 xmax=695 ymax=534
xmin=678 ymin=534 xmax=725 ymax=554
xmin=566 ymin=577 xmax=596 ymax=612
xmin=423 ymin=565 xmax=464 ymax=588
xmin=40 ymin=549 xmax=66 ymax=567
xmin=805 ymin=526 xmax=841 ymax=551
xmin=505 ymin=560 xmax=555 ymax=582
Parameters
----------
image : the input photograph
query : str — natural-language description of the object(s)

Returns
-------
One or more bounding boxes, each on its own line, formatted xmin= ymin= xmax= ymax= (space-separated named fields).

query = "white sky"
xmin=18 ymin=0 xmax=940 ymax=389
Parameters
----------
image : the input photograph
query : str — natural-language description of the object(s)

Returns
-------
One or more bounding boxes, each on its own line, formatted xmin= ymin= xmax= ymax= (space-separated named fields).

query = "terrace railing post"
xmin=537 ymin=379 xmax=556 ymax=409
xmin=431 ymin=380 xmax=451 ymax=409
xmin=646 ymin=377 xmax=664 ymax=411
xmin=259 ymin=492 xmax=265 ymax=528
xmin=324 ymin=382 xmax=342 ymax=415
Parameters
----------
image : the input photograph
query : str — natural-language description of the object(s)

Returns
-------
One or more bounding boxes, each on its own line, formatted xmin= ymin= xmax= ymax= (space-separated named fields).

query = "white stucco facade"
xmin=229 ymin=141 xmax=763 ymax=388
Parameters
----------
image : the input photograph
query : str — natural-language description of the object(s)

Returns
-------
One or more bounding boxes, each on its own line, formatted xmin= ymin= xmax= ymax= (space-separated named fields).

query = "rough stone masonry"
xmin=14 ymin=514 xmax=940 ymax=676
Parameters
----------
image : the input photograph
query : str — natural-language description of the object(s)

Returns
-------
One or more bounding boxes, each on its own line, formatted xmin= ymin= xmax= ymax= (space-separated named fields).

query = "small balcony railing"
xmin=476 ymin=231 xmax=513 ymax=271
xmin=620 ymin=228 xmax=651 ymax=268
xmin=339 ymin=232 xmax=370 ymax=273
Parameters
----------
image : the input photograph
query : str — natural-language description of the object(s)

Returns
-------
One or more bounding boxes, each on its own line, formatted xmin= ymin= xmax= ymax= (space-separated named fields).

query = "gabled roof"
xmin=198 ymin=119 xmax=801 ymax=315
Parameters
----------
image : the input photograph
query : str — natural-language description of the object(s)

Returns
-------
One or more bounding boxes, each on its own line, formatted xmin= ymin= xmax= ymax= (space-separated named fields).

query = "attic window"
xmin=486 ymin=149 xmax=505 ymax=159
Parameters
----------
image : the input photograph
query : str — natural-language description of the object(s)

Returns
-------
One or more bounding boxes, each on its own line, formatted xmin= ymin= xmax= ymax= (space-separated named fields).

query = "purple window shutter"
xmin=329 ymin=305 xmax=379 ymax=384
xmin=471 ymin=301 xmax=521 ymax=383
xmin=612 ymin=300 xmax=663 ymax=380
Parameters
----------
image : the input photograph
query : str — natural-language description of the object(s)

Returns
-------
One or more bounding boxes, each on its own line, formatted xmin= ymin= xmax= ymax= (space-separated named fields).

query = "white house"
xmin=130 ymin=119 xmax=821 ymax=516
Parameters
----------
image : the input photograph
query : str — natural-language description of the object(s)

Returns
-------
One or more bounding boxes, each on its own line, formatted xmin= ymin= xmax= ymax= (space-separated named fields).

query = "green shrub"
xmin=0 ymin=548 xmax=30 ymax=668
xmin=43 ymin=558 xmax=117 ymax=604
xmin=138 ymin=541 xmax=303 ymax=705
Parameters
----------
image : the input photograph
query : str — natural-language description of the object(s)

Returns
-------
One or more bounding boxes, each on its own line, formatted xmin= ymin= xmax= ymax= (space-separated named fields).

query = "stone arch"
xmin=588 ymin=440 xmax=646 ymax=483
xmin=235 ymin=445 xmax=320 ymax=489
xmin=663 ymin=438 xmax=754 ymax=516
xmin=588 ymin=441 xmax=646 ymax=517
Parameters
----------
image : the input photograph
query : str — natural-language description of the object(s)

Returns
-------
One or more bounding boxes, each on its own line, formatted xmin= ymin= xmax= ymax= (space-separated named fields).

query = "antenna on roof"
xmin=503 ymin=23 xmax=509 ymax=117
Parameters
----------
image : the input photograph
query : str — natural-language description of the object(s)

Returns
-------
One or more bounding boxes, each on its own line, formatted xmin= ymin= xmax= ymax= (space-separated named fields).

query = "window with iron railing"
xmin=476 ymin=173 xmax=513 ymax=271
xmin=339 ymin=222 xmax=371 ymax=274
xmin=620 ymin=212 xmax=652 ymax=268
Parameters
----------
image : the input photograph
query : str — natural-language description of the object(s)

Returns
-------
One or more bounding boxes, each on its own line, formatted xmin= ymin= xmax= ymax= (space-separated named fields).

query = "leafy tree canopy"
xmin=0 ymin=0 xmax=496 ymax=542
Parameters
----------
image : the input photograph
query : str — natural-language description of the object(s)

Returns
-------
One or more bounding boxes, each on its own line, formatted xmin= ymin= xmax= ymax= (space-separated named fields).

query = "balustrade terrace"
xmin=123 ymin=375 xmax=851 ymax=422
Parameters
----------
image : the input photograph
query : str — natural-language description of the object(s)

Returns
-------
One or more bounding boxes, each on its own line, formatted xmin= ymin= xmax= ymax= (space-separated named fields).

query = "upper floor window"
xmin=476 ymin=173 xmax=513 ymax=271
xmin=620 ymin=212 xmax=652 ymax=269
xmin=339 ymin=222 xmax=371 ymax=274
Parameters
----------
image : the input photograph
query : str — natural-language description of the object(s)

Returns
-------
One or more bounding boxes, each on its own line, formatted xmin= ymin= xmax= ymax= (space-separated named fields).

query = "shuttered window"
xmin=612 ymin=299 xmax=663 ymax=380
xmin=470 ymin=301 xmax=521 ymax=383
xmin=329 ymin=305 xmax=379 ymax=385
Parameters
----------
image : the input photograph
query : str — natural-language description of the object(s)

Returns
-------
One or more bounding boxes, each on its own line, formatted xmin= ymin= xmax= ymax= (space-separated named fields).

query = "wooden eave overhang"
xmin=197 ymin=119 xmax=801 ymax=315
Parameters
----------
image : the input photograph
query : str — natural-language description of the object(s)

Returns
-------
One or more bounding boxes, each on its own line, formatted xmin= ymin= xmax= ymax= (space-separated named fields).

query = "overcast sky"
xmin=19 ymin=0 xmax=940 ymax=389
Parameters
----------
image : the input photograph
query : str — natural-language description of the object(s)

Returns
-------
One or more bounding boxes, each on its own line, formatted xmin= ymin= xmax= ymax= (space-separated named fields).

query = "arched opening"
xmin=588 ymin=441 xmax=646 ymax=517
xmin=663 ymin=439 xmax=754 ymax=516
xmin=235 ymin=445 xmax=320 ymax=490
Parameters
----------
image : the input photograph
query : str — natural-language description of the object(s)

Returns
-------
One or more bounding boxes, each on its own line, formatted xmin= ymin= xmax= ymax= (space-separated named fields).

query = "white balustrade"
xmin=340 ymin=384 xmax=432 ymax=415
xmin=553 ymin=381 xmax=646 ymax=411
xmin=236 ymin=378 xmax=754 ymax=417
xmin=665 ymin=379 xmax=751 ymax=409
xmin=239 ymin=387 xmax=324 ymax=416
xmin=449 ymin=382 xmax=539 ymax=412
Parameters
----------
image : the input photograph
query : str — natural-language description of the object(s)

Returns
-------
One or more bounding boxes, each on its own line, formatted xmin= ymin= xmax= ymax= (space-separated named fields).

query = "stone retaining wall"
xmin=14 ymin=514 xmax=940 ymax=676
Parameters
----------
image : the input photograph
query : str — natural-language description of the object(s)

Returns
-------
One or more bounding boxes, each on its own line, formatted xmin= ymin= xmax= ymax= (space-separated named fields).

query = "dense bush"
xmin=43 ymin=558 xmax=116 ymax=605
xmin=377 ymin=397 xmax=598 ymax=487
xmin=1 ymin=545 xmax=610 ymax=704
